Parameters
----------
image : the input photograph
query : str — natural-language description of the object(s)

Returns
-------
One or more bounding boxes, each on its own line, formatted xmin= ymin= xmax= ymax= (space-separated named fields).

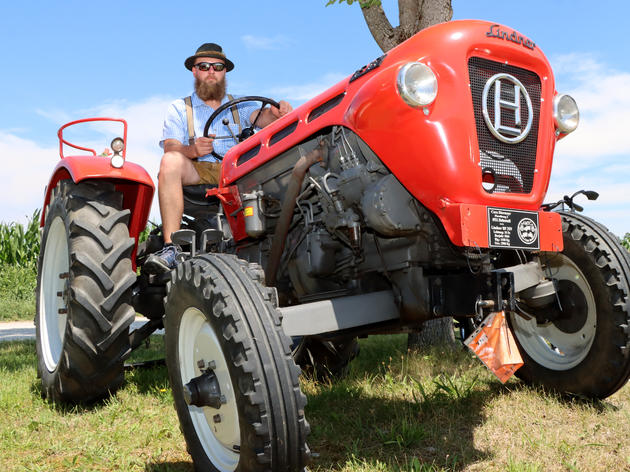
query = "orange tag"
xmin=464 ymin=311 xmax=524 ymax=383
xmin=244 ymin=206 xmax=254 ymax=217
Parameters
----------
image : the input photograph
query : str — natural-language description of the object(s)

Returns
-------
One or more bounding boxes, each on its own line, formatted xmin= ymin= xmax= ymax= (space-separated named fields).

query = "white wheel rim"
xmin=179 ymin=307 xmax=240 ymax=471
xmin=511 ymin=254 xmax=597 ymax=370
xmin=39 ymin=216 xmax=69 ymax=372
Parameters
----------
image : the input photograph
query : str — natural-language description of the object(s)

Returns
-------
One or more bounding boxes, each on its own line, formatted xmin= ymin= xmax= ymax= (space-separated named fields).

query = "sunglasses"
xmin=194 ymin=62 xmax=226 ymax=72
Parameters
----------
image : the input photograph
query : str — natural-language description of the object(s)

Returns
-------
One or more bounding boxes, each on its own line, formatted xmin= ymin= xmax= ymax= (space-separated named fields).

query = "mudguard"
xmin=40 ymin=155 xmax=155 ymax=264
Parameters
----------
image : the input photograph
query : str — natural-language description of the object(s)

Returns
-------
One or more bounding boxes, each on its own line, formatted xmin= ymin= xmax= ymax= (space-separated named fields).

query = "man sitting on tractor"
xmin=145 ymin=42 xmax=292 ymax=273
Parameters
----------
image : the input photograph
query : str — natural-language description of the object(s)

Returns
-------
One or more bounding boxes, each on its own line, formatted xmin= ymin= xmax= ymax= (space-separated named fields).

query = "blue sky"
xmin=1 ymin=0 xmax=629 ymax=237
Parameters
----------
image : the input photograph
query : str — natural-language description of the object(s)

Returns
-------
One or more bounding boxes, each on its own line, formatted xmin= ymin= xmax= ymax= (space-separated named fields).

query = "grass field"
xmin=0 ymin=263 xmax=36 ymax=322
xmin=1 ymin=334 xmax=629 ymax=471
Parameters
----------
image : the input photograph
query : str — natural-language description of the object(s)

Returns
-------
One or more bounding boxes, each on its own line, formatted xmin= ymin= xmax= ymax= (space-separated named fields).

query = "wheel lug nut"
xmin=213 ymin=414 xmax=221 ymax=423
xmin=208 ymin=360 xmax=217 ymax=370
xmin=197 ymin=360 xmax=206 ymax=369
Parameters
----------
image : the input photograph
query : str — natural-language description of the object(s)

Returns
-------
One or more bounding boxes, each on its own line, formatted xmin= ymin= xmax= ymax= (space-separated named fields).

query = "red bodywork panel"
xmin=42 ymin=119 xmax=155 ymax=268
xmin=218 ymin=20 xmax=563 ymax=251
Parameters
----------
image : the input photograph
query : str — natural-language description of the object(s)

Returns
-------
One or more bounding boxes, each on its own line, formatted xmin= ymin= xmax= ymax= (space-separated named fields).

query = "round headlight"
xmin=111 ymin=137 xmax=125 ymax=153
xmin=397 ymin=62 xmax=438 ymax=108
xmin=110 ymin=154 xmax=124 ymax=169
xmin=553 ymin=94 xmax=579 ymax=134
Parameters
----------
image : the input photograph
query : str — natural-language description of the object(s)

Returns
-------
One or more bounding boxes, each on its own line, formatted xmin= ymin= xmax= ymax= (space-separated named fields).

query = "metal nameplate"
xmin=487 ymin=207 xmax=540 ymax=250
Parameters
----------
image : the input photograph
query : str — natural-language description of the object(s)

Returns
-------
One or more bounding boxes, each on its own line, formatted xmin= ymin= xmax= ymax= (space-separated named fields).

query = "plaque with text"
xmin=487 ymin=208 xmax=539 ymax=250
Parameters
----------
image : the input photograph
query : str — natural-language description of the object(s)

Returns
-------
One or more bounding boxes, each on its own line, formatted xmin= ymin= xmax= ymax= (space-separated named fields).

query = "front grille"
xmin=468 ymin=57 xmax=541 ymax=194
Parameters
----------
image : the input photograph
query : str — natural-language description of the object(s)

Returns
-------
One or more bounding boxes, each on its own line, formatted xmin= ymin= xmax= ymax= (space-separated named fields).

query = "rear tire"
xmin=164 ymin=254 xmax=310 ymax=471
xmin=293 ymin=336 xmax=359 ymax=381
xmin=510 ymin=212 xmax=630 ymax=398
xmin=35 ymin=180 xmax=136 ymax=403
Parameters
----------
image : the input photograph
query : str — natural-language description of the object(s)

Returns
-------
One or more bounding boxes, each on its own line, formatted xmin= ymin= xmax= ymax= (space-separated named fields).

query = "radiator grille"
xmin=468 ymin=57 xmax=541 ymax=194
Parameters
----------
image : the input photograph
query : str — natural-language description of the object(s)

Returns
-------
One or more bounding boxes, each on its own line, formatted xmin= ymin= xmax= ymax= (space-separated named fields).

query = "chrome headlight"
xmin=553 ymin=94 xmax=579 ymax=134
xmin=397 ymin=62 xmax=438 ymax=108
xmin=110 ymin=137 xmax=125 ymax=168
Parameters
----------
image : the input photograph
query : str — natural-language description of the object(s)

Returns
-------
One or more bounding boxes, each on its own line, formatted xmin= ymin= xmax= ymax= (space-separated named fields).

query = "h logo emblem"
xmin=482 ymin=73 xmax=533 ymax=144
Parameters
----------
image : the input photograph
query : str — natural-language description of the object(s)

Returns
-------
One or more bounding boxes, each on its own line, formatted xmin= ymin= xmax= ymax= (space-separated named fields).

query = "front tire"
xmin=510 ymin=212 xmax=630 ymax=398
xmin=164 ymin=254 xmax=310 ymax=471
xmin=35 ymin=180 xmax=136 ymax=403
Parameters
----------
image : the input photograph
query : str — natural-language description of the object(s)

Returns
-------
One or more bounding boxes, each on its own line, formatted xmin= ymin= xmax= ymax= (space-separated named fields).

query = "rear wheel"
xmin=35 ymin=180 xmax=136 ymax=403
xmin=293 ymin=336 xmax=359 ymax=380
xmin=164 ymin=254 xmax=310 ymax=471
xmin=510 ymin=212 xmax=630 ymax=398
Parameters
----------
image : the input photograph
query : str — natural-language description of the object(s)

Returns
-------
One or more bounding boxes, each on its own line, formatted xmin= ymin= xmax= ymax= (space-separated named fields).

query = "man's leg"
xmin=144 ymin=152 xmax=200 ymax=273
xmin=157 ymin=151 xmax=200 ymax=244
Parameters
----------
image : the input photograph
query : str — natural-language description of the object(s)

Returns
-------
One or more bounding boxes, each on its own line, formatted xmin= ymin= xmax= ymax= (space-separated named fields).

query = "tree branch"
xmin=418 ymin=0 xmax=453 ymax=30
xmin=360 ymin=2 xmax=398 ymax=52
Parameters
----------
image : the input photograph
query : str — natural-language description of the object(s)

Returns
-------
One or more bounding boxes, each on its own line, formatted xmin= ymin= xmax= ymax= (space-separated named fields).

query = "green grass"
xmin=0 ymin=263 xmax=36 ymax=321
xmin=2 ymin=334 xmax=630 ymax=471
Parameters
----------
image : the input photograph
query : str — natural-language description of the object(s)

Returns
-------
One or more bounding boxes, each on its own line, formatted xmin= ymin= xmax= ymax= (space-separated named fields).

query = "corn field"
xmin=0 ymin=210 xmax=41 ymax=268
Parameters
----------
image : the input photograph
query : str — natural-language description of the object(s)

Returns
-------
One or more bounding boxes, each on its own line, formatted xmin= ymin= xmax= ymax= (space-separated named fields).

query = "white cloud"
xmin=1 ymin=96 xmax=173 ymax=226
xmin=551 ymin=54 xmax=630 ymax=170
xmin=547 ymin=54 xmax=630 ymax=237
xmin=0 ymin=132 xmax=57 ymax=224
xmin=267 ymin=73 xmax=347 ymax=102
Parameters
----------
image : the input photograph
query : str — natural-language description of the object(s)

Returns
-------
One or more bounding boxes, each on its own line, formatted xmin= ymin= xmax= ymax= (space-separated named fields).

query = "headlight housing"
xmin=110 ymin=137 xmax=125 ymax=168
xmin=553 ymin=94 xmax=579 ymax=134
xmin=397 ymin=62 xmax=438 ymax=108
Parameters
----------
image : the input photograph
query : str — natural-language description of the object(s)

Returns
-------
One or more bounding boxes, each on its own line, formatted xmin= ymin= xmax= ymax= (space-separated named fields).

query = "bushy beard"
xmin=195 ymin=76 xmax=226 ymax=102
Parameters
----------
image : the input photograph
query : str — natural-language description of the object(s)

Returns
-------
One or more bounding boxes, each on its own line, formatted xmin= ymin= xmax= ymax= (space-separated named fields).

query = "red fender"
xmin=41 ymin=155 xmax=155 ymax=267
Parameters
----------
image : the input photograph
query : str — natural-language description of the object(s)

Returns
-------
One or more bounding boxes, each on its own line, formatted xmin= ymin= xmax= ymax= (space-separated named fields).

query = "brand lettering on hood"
xmin=486 ymin=24 xmax=536 ymax=50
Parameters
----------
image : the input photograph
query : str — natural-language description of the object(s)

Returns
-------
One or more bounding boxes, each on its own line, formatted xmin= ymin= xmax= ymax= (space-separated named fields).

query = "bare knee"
xmin=159 ymin=152 xmax=196 ymax=186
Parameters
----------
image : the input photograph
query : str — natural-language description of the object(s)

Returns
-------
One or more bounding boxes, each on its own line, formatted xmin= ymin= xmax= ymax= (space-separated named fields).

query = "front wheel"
xmin=510 ymin=212 xmax=630 ymax=398
xmin=164 ymin=254 xmax=310 ymax=471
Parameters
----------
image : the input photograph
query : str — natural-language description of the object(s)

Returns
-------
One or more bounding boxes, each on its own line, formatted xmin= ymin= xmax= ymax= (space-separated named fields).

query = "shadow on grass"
xmin=305 ymin=379 xmax=500 ymax=470
xmin=0 ymin=339 xmax=36 ymax=372
xmin=144 ymin=461 xmax=194 ymax=471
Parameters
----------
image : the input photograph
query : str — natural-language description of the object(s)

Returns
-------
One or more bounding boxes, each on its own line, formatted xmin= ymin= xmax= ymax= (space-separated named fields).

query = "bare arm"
xmin=163 ymin=136 xmax=215 ymax=159
xmin=250 ymin=100 xmax=293 ymax=128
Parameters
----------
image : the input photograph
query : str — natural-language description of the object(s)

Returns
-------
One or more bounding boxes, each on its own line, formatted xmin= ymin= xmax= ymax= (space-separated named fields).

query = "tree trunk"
xmin=407 ymin=318 xmax=458 ymax=351
xmin=360 ymin=0 xmax=453 ymax=53
xmin=358 ymin=0 xmax=456 ymax=350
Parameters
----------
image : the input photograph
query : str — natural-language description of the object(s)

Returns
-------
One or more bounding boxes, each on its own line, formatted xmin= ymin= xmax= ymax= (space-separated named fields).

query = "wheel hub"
xmin=511 ymin=253 xmax=597 ymax=371
xmin=548 ymin=280 xmax=588 ymax=334
xmin=184 ymin=369 xmax=225 ymax=409
xmin=179 ymin=307 xmax=240 ymax=469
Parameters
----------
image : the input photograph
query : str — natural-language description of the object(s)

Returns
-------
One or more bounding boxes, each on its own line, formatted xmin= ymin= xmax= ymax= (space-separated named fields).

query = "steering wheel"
xmin=203 ymin=95 xmax=280 ymax=161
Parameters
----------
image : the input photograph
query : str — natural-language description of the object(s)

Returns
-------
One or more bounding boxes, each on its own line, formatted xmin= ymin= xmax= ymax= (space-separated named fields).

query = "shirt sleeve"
xmin=160 ymin=100 xmax=187 ymax=149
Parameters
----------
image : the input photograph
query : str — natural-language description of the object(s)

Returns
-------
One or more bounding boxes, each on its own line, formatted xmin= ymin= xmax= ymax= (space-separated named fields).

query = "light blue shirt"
xmin=160 ymin=92 xmax=259 ymax=161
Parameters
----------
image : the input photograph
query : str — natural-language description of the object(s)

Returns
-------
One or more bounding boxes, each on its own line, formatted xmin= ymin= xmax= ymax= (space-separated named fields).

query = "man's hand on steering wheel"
xmin=193 ymin=136 xmax=215 ymax=157
xmin=259 ymin=100 xmax=293 ymax=124
xmin=203 ymin=96 xmax=284 ymax=161
xmin=252 ymin=100 xmax=293 ymax=128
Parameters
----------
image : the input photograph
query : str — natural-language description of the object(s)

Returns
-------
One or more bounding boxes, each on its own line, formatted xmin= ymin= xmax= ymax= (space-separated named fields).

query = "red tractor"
xmin=36 ymin=20 xmax=630 ymax=471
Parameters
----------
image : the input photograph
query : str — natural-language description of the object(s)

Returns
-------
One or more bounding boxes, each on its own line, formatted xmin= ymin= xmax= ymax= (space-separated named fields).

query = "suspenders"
xmin=184 ymin=94 xmax=242 ymax=145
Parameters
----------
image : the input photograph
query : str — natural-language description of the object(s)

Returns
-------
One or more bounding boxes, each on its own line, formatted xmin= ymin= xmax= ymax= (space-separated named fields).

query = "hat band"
xmin=195 ymin=51 xmax=226 ymax=59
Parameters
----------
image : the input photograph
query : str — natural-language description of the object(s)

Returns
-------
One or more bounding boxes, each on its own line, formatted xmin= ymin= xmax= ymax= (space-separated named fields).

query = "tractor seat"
xmin=183 ymin=184 xmax=221 ymax=219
